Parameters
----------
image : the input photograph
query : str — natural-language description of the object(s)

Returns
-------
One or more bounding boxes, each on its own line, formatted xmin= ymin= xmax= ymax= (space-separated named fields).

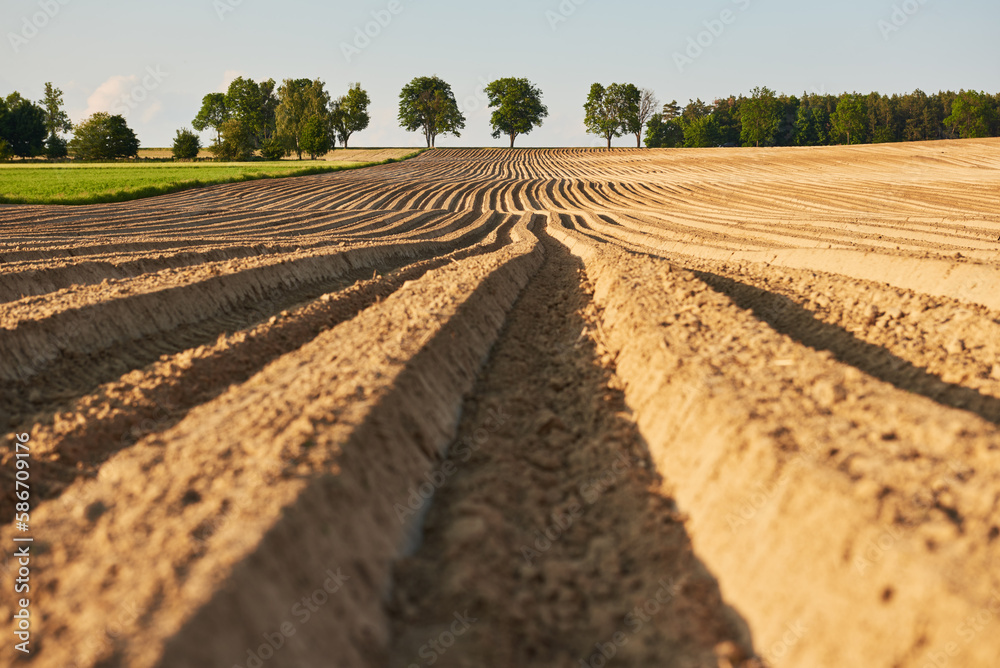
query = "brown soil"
xmin=1 ymin=139 xmax=999 ymax=668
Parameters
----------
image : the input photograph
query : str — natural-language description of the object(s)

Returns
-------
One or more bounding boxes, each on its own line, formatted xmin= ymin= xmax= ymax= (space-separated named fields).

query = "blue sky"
xmin=2 ymin=0 xmax=998 ymax=148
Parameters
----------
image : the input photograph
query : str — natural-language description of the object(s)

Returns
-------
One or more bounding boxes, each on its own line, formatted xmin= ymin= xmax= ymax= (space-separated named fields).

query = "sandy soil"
xmin=1 ymin=139 xmax=999 ymax=667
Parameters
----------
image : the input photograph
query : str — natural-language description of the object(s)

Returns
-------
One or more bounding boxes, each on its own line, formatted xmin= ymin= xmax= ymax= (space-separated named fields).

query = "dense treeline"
xmin=644 ymin=88 xmax=1000 ymax=148
xmin=189 ymin=77 xmax=371 ymax=161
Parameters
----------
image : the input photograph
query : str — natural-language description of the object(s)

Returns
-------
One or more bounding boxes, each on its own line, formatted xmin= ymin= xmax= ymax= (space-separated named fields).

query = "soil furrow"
xmin=386 ymin=233 xmax=758 ymax=668
xmin=0 ymin=217 xmax=544 ymax=668
xmin=552 ymin=226 xmax=1000 ymax=667
xmin=690 ymin=268 xmax=1000 ymax=425
xmin=0 ymin=215 xmax=522 ymax=526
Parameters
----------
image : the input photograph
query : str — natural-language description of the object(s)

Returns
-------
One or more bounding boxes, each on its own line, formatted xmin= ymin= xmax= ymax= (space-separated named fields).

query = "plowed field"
xmin=2 ymin=140 xmax=1000 ymax=668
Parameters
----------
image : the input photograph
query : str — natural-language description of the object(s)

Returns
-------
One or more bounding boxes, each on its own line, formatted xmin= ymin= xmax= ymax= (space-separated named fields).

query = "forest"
xmin=644 ymin=88 xmax=1000 ymax=148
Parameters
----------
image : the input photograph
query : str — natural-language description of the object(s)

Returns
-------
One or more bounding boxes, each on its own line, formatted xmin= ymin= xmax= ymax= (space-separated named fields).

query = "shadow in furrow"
xmin=694 ymin=270 xmax=1000 ymax=426
xmin=0 ymin=219 xmax=516 ymax=526
xmin=385 ymin=233 xmax=758 ymax=668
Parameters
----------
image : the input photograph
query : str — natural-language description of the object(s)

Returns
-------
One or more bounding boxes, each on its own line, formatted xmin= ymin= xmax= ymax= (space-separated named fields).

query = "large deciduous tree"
xmin=483 ymin=77 xmax=549 ymax=148
xmin=208 ymin=77 xmax=279 ymax=160
xmin=398 ymin=76 xmax=466 ymax=148
xmin=0 ymin=93 xmax=47 ymax=159
xmin=740 ymin=86 xmax=780 ymax=147
xmin=69 ymin=113 xmax=139 ymax=160
xmin=584 ymin=83 xmax=629 ymax=148
xmin=192 ymin=93 xmax=229 ymax=145
xmin=276 ymin=78 xmax=330 ymax=159
xmin=330 ymin=83 xmax=371 ymax=149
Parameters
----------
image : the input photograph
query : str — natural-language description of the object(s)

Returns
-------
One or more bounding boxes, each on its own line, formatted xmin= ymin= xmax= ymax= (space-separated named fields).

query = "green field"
xmin=0 ymin=150 xmax=421 ymax=205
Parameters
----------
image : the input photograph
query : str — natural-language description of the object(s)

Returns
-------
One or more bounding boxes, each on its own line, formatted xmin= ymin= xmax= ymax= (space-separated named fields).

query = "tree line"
xmin=1 ymin=82 xmax=142 ymax=161
xmin=642 ymin=88 xmax=1000 ymax=148
xmin=185 ymin=77 xmax=372 ymax=161
xmin=3 ymin=79 xmax=999 ymax=162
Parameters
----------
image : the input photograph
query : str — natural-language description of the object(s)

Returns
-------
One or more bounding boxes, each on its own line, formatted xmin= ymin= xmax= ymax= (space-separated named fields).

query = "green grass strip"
xmin=0 ymin=150 xmax=425 ymax=206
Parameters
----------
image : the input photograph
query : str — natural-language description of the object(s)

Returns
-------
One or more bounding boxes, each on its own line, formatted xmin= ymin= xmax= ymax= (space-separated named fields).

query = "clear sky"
xmin=2 ymin=0 xmax=998 ymax=148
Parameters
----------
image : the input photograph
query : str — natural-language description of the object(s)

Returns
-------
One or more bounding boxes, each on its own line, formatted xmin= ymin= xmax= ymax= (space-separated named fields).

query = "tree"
xmin=213 ymin=118 xmax=256 ymax=161
xmin=226 ymin=78 xmax=265 ymax=136
xmin=398 ymin=76 xmax=466 ymax=148
xmin=794 ymin=103 xmax=827 ymax=146
xmin=945 ymin=90 xmax=996 ymax=139
xmin=684 ymin=115 xmax=721 ymax=148
xmin=661 ymin=100 xmax=682 ymax=121
xmin=483 ymin=77 xmax=548 ymax=147
xmin=621 ymin=86 xmax=658 ymax=148
xmin=226 ymin=77 xmax=278 ymax=158
xmin=681 ymin=98 xmax=713 ymax=124
xmin=45 ymin=135 xmax=68 ymax=159
xmin=0 ymin=98 xmax=7 ymax=160
xmin=584 ymin=83 xmax=628 ymax=148
xmin=830 ymin=94 xmax=867 ymax=145
xmin=330 ymin=83 xmax=371 ymax=148
xmin=0 ymin=93 xmax=47 ymax=158
xmin=644 ymin=113 xmax=684 ymax=148
xmin=299 ymin=115 xmax=332 ymax=158
xmin=260 ymin=137 xmax=287 ymax=161
xmin=277 ymin=78 xmax=329 ymax=159
xmin=172 ymin=128 xmax=201 ymax=160
xmin=740 ymin=86 xmax=780 ymax=147
xmin=207 ymin=77 xmax=279 ymax=160
xmin=257 ymin=79 xmax=280 ymax=146
xmin=69 ymin=113 xmax=139 ymax=160
xmin=712 ymin=96 xmax=743 ymax=146
xmin=41 ymin=83 xmax=72 ymax=152
xmin=192 ymin=93 xmax=229 ymax=144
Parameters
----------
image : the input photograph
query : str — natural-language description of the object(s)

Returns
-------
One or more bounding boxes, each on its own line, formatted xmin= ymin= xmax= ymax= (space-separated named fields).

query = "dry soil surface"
xmin=1 ymin=140 xmax=1000 ymax=668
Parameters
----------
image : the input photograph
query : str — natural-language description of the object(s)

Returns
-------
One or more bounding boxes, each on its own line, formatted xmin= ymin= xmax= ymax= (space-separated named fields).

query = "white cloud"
xmin=84 ymin=75 xmax=139 ymax=117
